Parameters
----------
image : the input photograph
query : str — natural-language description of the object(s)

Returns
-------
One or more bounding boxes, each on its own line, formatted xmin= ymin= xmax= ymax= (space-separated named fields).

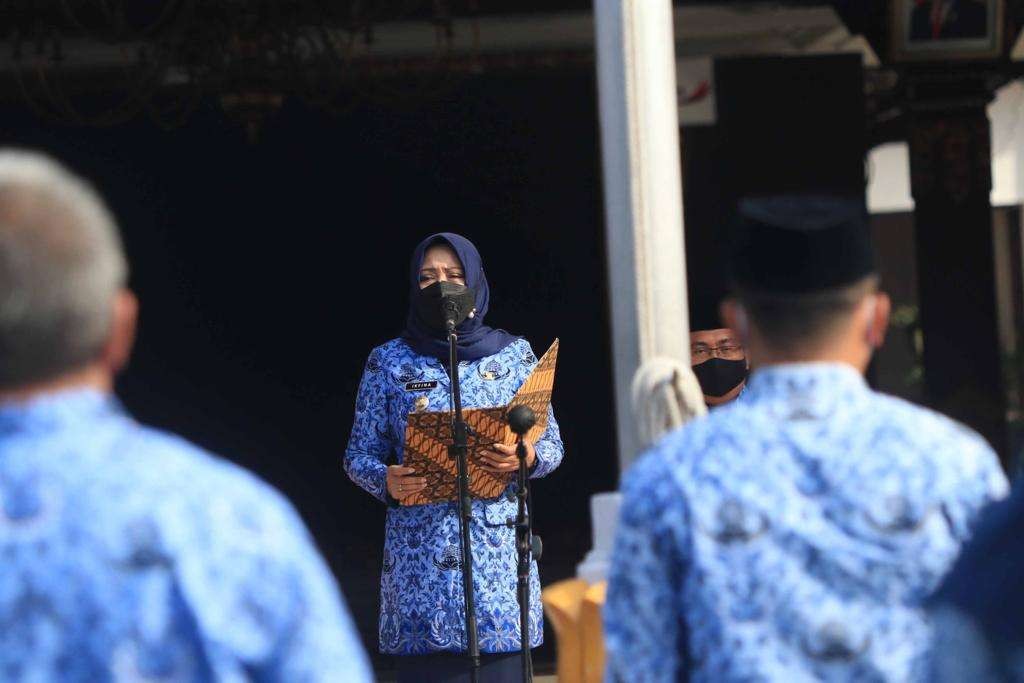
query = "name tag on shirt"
xmin=405 ymin=381 xmax=438 ymax=392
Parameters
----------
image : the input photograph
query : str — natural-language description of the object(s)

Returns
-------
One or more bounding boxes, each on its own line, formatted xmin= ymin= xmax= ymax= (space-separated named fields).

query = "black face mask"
xmin=692 ymin=358 xmax=748 ymax=398
xmin=414 ymin=281 xmax=476 ymax=332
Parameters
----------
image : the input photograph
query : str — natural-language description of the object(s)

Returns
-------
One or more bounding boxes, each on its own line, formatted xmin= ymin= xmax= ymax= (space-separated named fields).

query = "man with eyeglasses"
xmin=689 ymin=313 xmax=748 ymax=407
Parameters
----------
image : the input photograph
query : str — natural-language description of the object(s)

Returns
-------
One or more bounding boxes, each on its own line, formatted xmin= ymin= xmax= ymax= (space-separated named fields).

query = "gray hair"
xmin=0 ymin=150 xmax=128 ymax=388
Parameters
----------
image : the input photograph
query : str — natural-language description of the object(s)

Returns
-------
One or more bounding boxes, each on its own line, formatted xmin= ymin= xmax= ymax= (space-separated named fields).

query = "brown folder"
xmin=400 ymin=339 xmax=559 ymax=506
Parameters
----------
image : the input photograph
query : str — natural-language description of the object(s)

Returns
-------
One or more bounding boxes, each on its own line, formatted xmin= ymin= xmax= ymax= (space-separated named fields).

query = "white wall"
xmin=867 ymin=142 xmax=915 ymax=213
xmin=867 ymin=80 xmax=1024 ymax=213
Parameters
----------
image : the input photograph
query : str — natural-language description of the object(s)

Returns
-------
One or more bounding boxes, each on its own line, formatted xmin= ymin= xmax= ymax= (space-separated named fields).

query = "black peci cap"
xmin=727 ymin=195 xmax=876 ymax=294
xmin=688 ymin=302 xmax=724 ymax=332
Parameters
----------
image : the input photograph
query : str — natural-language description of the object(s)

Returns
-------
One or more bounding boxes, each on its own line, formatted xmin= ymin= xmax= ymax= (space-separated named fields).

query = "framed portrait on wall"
xmin=892 ymin=0 xmax=1004 ymax=61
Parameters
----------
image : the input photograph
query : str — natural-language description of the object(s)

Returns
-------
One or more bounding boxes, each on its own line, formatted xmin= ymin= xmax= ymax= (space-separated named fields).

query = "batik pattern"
xmin=344 ymin=337 xmax=564 ymax=655
xmin=0 ymin=389 xmax=372 ymax=682
xmin=604 ymin=363 xmax=1008 ymax=682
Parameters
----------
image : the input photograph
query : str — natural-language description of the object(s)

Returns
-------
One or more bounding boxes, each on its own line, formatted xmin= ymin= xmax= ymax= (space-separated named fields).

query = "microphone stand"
xmin=447 ymin=322 xmax=480 ymax=683
xmin=507 ymin=405 xmax=539 ymax=683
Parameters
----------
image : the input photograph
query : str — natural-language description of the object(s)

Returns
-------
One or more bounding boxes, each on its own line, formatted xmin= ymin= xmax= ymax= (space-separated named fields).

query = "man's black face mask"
xmin=693 ymin=358 xmax=747 ymax=398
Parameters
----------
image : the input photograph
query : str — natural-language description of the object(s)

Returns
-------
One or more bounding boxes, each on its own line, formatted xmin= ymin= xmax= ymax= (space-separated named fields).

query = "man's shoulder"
xmin=663 ymin=401 xmax=754 ymax=456
xmin=866 ymin=391 xmax=992 ymax=450
xmin=867 ymin=393 xmax=1007 ymax=502
xmin=624 ymin=417 xmax=721 ymax=495
xmin=96 ymin=421 xmax=364 ymax=676
xmin=120 ymin=422 xmax=299 ymax=526
xmin=620 ymin=444 xmax=689 ymax=527
xmin=643 ymin=390 xmax=994 ymax=472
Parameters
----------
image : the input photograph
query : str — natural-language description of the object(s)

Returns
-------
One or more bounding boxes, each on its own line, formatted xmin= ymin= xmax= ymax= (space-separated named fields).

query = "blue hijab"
xmin=401 ymin=233 xmax=519 ymax=362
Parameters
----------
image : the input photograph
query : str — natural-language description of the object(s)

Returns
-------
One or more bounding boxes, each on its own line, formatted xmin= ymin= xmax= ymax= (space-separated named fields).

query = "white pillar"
xmin=594 ymin=0 xmax=691 ymax=474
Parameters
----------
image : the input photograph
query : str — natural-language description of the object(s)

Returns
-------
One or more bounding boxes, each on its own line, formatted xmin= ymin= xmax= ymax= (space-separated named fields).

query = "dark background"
xmin=0 ymin=68 xmax=618 ymax=669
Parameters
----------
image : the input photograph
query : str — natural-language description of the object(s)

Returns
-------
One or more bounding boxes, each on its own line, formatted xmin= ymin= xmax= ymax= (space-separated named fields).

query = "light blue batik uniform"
xmin=604 ymin=363 xmax=1008 ymax=683
xmin=0 ymin=389 xmax=371 ymax=682
xmin=345 ymin=337 xmax=564 ymax=656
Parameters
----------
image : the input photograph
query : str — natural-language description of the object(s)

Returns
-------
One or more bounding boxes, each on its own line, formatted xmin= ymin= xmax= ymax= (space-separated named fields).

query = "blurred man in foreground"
xmin=604 ymin=196 xmax=1008 ymax=682
xmin=0 ymin=150 xmax=371 ymax=682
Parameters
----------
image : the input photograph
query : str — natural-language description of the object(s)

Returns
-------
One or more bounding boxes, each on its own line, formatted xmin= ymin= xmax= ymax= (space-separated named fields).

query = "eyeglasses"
xmin=691 ymin=342 xmax=744 ymax=363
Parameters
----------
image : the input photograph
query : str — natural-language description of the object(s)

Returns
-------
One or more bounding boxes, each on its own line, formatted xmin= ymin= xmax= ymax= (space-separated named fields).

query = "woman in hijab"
xmin=345 ymin=233 xmax=564 ymax=682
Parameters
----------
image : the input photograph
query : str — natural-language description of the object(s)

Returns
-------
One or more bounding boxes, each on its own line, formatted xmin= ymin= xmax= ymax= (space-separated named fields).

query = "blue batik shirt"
xmin=344 ymin=337 xmax=564 ymax=656
xmin=927 ymin=480 xmax=1024 ymax=682
xmin=0 ymin=389 xmax=372 ymax=682
xmin=604 ymin=363 xmax=1008 ymax=683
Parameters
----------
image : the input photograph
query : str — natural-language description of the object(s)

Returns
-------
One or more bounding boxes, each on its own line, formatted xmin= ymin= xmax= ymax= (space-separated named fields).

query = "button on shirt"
xmin=0 ymin=389 xmax=371 ymax=682
xmin=604 ymin=363 xmax=1008 ymax=683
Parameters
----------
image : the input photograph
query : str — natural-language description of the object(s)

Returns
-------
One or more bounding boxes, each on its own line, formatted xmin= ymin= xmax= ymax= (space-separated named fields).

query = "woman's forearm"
xmin=529 ymin=407 xmax=564 ymax=479
xmin=344 ymin=452 xmax=389 ymax=503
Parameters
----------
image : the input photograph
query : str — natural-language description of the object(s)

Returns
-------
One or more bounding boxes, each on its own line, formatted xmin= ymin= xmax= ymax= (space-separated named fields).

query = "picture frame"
xmin=891 ymin=0 xmax=1004 ymax=61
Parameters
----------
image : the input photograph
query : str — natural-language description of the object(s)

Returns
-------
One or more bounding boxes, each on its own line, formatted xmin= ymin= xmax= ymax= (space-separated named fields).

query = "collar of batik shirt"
xmin=0 ymin=388 xmax=117 ymax=436
xmin=743 ymin=362 xmax=870 ymax=420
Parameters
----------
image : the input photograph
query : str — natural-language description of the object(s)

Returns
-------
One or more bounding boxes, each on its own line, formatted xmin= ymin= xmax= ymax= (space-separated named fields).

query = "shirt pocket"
xmin=391 ymin=365 xmax=447 ymax=415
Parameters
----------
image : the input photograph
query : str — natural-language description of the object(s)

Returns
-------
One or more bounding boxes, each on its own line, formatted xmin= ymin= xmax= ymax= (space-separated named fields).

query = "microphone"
xmin=507 ymin=405 xmax=537 ymax=437
xmin=443 ymin=297 xmax=462 ymax=333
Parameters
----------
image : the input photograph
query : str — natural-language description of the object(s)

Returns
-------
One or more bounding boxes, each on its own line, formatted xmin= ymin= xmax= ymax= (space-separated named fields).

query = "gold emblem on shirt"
xmin=414 ymin=395 xmax=430 ymax=412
